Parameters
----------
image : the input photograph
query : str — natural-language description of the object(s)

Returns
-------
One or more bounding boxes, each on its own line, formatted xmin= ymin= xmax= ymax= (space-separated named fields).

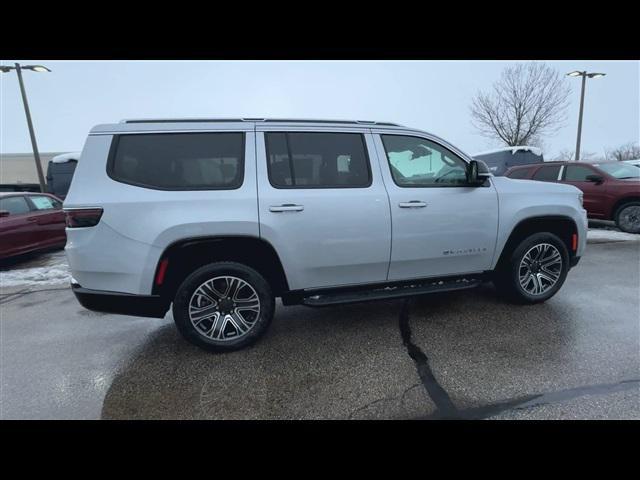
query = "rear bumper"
xmin=71 ymin=281 xmax=169 ymax=318
xmin=570 ymin=256 xmax=581 ymax=268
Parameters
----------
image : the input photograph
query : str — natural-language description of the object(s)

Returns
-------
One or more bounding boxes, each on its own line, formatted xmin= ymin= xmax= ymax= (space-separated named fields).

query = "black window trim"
xmin=106 ymin=131 xmax=246 ymax=191
xmin=380 ymin=133 xmax=487 ymax=188
xmin=264 ymin=131 xmax=373 ymax=190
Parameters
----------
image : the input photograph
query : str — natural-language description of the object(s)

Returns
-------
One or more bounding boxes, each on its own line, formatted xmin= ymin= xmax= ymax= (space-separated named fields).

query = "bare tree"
xmin=552 ymin=149 xmax=603 ymax=163
xmin=605 ymin=142 xmax=640 ymax=161
xmin=471 ymin=62 xmax=571 ymax=147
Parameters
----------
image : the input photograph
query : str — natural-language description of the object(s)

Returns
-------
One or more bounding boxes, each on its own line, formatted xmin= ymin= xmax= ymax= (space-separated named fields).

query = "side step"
xmin=301 ymin=276 xmax=482 ymax=307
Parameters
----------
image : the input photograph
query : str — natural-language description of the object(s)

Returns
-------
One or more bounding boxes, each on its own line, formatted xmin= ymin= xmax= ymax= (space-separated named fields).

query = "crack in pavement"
xmin=398 ymin=298 xmax=640 ymax=420
xmin=399 ymin=299 xmax=458 ymax=417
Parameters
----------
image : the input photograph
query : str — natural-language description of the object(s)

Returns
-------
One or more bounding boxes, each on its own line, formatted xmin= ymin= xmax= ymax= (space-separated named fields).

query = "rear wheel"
xmin=615 ymin=202 xmax=640 ymax=234
xmin=493 ymin=232 xmax=569 ymax=304
xmin=172 ymin=261 xmax=275 ymax=352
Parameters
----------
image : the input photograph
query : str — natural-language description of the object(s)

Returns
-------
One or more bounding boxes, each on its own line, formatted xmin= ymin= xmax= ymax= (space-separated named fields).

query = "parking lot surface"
xmin=1 ymin=234 xmax=639 ymax=419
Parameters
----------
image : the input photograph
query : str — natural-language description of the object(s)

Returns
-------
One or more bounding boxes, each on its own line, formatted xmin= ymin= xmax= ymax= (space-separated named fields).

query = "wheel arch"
xmin=152 ymin=235 xmax=290 ymax=300
xmin=610 ymin=196 xmax=640 ymax=221
xmin=495 ymin=215 xmax=578 ymax=270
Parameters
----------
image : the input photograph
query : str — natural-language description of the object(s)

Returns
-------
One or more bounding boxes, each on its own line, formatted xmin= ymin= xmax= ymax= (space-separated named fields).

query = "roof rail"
xmin=120 ymin=118 xmax=402 ymax=126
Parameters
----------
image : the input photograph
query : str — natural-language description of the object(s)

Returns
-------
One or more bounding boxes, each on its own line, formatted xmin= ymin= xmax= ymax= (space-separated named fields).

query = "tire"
xmin=172 ymin=261 xmax=275 ymax=352
xmin=615 ymin=202 xmax=640 ymax=234
xmin=493 ymin=232 xmax=570 ymax=304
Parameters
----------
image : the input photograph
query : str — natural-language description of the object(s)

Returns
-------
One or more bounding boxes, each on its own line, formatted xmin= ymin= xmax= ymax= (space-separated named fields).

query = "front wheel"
xmin=172 ymin=261 xmax=275 ymax=352
xmin=615 ymin=202 xmax=640 ymax=234
xmin=493 ymin=232 xmax=570 ymax=304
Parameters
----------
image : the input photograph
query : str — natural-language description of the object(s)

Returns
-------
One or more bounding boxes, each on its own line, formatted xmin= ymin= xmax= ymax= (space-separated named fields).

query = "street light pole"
xmin=14 ymin=63 xmax=46 ymax=192
xmin=575 ymin=72 xmax=587 ymax=162
xmin=567 ymin=70 xmax=606 ymax=162
xmin=1 ymin=62 xmax=51 ymax=192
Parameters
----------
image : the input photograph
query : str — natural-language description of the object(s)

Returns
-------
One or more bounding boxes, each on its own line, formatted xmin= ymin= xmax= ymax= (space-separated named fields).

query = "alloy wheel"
xmin=518 ymin=243 xmax=563 ymax=296
xmin=188 ymin=276 xmax=261 ymax=341
xmin=618 ymin=205 xmax=640 ymax=233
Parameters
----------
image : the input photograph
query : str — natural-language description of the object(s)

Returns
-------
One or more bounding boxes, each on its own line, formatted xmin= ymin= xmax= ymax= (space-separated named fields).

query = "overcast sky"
xmin=1 ymin=60 xmax=638 ymax=158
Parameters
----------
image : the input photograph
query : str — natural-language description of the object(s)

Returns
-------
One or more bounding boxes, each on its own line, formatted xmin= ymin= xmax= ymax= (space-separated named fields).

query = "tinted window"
xmin=110 ymin=133 xmax=244 ymax=190
xmin=265 ymin=132 xmax=371 ymax=188
xmin=29 ymin=195 xmax=61 ymax=210
xmin=381 ymin=135 xmax=468 ymax=186
xmin=564 ymin=165 xmax=595 ymax=182
xmin=508 ymin=168 xmax=532 ymax=179
xmin=0 ymin=196 xmax=31 ymax=216
xmin=532 ymin=165 xmax=561 ymax=182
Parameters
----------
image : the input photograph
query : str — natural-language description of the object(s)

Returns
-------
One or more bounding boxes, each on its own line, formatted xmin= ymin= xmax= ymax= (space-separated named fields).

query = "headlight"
xmin=578 ymin=192 xmax=584 ymax=207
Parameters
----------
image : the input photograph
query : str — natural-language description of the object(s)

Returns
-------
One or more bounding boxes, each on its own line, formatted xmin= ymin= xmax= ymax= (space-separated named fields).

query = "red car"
xmin=505 ymin=161 xmax=640 ymax=233
xmin=0 ymin=192 xmax=66 ymax=259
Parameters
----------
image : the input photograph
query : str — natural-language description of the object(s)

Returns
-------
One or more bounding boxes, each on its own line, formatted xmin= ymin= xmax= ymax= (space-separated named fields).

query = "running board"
xmin=300 ymin=276 xmax=483 ymax=307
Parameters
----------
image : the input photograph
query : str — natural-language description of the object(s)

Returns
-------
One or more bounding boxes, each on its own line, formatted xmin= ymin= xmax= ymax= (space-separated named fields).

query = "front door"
xmin=256 ymin=128 xmax=392 ymax=290
xmin=372 ymin=132 xmax=499 ymax=281
xmin=560 ymin=164 xmax=608 ymax=217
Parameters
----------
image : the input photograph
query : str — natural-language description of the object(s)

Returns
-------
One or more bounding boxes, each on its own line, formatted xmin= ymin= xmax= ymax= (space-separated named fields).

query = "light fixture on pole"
xmin=566 ymin=70 xmax=606 ymax=162
xmin=1 ymin=63 xmax=51 ymax=192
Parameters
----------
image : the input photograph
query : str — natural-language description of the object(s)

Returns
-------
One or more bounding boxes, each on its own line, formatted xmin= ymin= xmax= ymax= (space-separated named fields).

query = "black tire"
xmin=172 ymin=261 xmax=275 ymax=352
xmin=615 ymin=201 xmax=640 ymax=234
xmin=493 ymin=232 xmax=570 ymax=304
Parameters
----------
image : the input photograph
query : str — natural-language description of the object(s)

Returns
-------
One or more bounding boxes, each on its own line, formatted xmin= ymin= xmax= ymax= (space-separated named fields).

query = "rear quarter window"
xmin=108 ymin=132 xmax=245 ymax=190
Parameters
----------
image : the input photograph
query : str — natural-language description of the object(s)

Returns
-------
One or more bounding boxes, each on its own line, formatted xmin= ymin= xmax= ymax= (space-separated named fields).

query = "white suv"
xmin=64 ymin=118 xmax=588 ymax=352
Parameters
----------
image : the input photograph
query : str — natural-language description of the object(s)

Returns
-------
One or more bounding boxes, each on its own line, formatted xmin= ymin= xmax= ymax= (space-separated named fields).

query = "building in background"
xmin=1 ymin=152 xmax=79 ymax=197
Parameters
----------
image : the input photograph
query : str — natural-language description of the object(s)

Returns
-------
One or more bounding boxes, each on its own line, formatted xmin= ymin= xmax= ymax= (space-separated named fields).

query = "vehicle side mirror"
xmin=0 ymin=210 xmax=10 ymax=218
xmin=586 ymin=174 xmax=604 ymax=184
xmin=466 ymin=160 xmax=488 ymax=186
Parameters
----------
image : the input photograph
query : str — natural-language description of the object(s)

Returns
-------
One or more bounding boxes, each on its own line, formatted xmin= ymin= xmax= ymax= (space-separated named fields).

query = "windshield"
xmin=595 ymin=163 xmax=640 ymax=179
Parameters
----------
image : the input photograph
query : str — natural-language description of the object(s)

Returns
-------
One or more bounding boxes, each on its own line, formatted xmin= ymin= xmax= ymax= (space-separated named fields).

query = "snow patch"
xmin=587 ymin=229 xmax=639 ymax=243
xmin=0 ymin=264 xmax=71 ymax=287
xmin=51 ymin=152 xmax=81 ymax=163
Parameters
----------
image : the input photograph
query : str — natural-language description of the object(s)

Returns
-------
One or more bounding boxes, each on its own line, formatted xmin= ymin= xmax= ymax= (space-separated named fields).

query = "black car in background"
xmin=473 ymin=146 xmax=544 ymax=176
xmin=46 ymin=152 xmax=80 ymax=199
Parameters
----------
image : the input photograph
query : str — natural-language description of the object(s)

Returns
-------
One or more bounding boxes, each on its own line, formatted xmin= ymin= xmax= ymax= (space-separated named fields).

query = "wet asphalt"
xmin=1 ymin=238 xmax=638 ymax=420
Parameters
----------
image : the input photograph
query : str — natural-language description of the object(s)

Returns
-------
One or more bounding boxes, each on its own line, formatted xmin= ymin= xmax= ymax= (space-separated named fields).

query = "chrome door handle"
xmin=269 ymin=204 xmax=304 ymax=212
xmin=398 ymin=201 xmax=427 ymax=208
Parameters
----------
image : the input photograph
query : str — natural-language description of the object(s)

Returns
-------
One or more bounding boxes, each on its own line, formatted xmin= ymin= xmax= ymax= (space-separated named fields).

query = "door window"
xmin=0 ymin=196 xmax=31 ymax=216
xmin=564 ymin=165 xmax=595 ymax=181
xmin=508 ymin=168 xmax=532 ymax=179
xmin=29 ymin=195 xmax=61 ymax=210
xmin=381 ymin=135 xmax=468 ymax=186
xmin=532 ymin=165 xmax=561 ymax=182
xmin=265 ymin=132 xmax=371 ymax=188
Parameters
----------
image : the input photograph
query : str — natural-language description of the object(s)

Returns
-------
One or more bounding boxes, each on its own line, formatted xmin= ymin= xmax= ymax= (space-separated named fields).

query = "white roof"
xmin=51 ymin=152 xmax=81 ymax=163
xmin=473 ymin=146 xmax=542 ymax=157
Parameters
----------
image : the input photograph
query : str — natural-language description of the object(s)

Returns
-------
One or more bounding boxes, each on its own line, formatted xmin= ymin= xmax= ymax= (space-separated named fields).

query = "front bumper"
xmin=71 ymin=281 xmax=169 ymax=319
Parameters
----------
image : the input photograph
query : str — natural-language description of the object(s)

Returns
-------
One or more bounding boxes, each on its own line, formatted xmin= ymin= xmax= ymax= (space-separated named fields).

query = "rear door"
xmin=373 ymin=131 xmax=499 ymax=280
xmin=0 ymin=195 xmax=36 ymax=257
xmin=256 ymin=127 xmax=392 ymax=290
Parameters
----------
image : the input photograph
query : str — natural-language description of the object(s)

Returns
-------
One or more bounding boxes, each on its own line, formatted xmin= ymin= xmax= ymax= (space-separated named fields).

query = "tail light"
xmin=64 ymin=208 xmax=103 ymax=228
